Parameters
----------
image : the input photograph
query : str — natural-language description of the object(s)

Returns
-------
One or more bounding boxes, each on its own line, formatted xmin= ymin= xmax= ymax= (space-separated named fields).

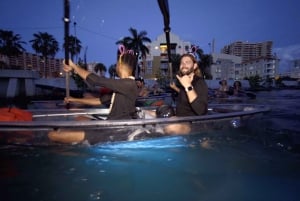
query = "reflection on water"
xmin=1 ymin=90 xmax=300 ymax=201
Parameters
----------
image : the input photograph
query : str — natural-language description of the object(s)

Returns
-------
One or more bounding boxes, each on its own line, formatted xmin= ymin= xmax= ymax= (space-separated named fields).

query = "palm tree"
xmin=94 ymin=63 xmax=107 ymax=77
xmin=116 ymin=27 xmax=151 ymax=77
xmin=248 ymin=75 xmax=261 ymax=90
xmin=63 ymin=35 xmax=81 ymax=62
xmin=192 ymin=45 xmax=213 ymax=79
xmin=0 ymin=29 xmax=26 ymax=69
xmin=30 ymin=32 xmax=59 ymax=77
xmin=199 ymin=54 xmax=213 ymax=79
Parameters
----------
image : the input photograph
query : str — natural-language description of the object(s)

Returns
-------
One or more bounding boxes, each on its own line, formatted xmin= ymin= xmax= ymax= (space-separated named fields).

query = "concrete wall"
xmin=34 ymin=77 xmax=78 ymax=91
xmin=0 ymin=69 xmax=39 ymax=98
xmin=0 ymin=69 xmax=80 ymax=98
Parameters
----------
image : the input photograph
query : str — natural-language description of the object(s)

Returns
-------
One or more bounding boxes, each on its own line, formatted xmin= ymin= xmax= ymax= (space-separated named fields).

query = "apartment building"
xmin=210 ymin=53 xmax=242 ymax=80
xmin=1 ymin=37 xmax=280 ymax=81
xmin=143 ymin=36 xmax=278 ymax=80
xmin=141 ymin=32 xmax=191 ymax=79
xmin=283 ymin=59 xmax=300 ymax=79
xmin=1 ymin=52 xmax=63 ymax=78
xmin=221 ymin=41 xmax=273 ymax=63
xmin=220 ymin=41 xmax=278 ymax=79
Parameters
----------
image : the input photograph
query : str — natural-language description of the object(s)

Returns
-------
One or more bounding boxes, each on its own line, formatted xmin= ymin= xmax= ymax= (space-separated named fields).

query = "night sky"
xmin=1 ymin=0 xmax=300 ymax=73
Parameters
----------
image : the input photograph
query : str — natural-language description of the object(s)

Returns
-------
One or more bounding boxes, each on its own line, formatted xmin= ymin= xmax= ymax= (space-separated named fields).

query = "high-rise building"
xmin=220 ymin=41 xmax=278 ymax=79
xmin=1 ymin=52 xmax=63 ymax=78
xmin=221 ymin=41 xmax=273 ymax=63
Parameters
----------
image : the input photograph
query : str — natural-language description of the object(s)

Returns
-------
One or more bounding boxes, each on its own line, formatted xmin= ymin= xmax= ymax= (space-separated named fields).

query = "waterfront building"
xmin=221 ymin=41 xmax=273 ymax=63
xmin=280 ymin=59 xmax=300 ymax=79
xmin=141 ymin=32 xmax=191 ymax=79
xmin=1 ymin=36 xmax=279 ymax=81
xmin=1 ymin=35 xmax=282 ymax=94
xmin=220 ymin=41 xmax=278 ymax=79
xmin=291 ymin=59 xmax=300 ymax=79
xmin=210 ymin=53 xmax=242 ymax=80
xmin=142 ymin=37 xmax=279 ymax=81
xmin=0 ymin=52 xmax=63 ymax=78
xmin=241 ymin=56 xmax=278 ymax=79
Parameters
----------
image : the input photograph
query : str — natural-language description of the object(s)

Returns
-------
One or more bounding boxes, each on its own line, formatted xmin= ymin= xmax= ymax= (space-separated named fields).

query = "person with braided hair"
xmin=63 ymin=45 xmax=138 ymax=120
xmin=48 ymin=45 xmax=139 ymax=144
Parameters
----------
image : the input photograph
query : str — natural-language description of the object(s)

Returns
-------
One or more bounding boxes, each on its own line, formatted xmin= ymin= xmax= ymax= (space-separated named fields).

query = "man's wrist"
xmin=72 ymin=65 xmax=79 ymax=74
xmin=185 ymin=86 xmax=193 ymax=92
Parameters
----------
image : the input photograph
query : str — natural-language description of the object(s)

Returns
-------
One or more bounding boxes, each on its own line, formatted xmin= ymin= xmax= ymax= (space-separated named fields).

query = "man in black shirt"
xmin=63 ymin=47 xmax=137 ymax=120
xmin=48 ymin=46 xmax=138 ymax=144
xmin=170 ymin=53 xmax=208 ymax=116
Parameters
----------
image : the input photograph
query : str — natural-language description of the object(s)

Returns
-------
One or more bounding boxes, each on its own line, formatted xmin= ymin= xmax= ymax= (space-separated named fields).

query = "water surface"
xmin=1 ymin=90 xmax=300 ymax=201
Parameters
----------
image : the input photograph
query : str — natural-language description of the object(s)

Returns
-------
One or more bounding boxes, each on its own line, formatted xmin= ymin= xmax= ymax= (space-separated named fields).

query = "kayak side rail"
xmin=29 ymin=104 xmax=267 ymax=118
xmin=0 ymin=104 xmax=270 ymax=131
xmin=32 ymin=110 xmax=110 ymax=118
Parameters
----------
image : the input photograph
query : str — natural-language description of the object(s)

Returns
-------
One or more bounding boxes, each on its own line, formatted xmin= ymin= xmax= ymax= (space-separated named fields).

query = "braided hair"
xmin=117 ymin=45 xmax=137 ymax=76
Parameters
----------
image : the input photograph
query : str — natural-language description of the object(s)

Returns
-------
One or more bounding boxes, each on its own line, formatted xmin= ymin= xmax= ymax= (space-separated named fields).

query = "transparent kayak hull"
xmin=0 ymin=104 xmax=270 ymax=146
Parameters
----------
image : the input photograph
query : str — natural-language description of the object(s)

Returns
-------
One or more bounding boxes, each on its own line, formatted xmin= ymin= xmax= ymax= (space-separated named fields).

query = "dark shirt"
xmin=86 ymin=74 xmax=137 ymax=120
xmin=176 ymin=76 xmax=208 ymax=116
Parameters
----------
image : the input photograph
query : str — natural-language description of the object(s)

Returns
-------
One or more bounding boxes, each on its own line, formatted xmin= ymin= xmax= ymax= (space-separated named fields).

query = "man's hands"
xmin=64 ymin=96 xmax=75 ymax=104
xmin=63 ymin=59 xmax=76 ymax=73
xmin=176 ymin=73 xmax=194 ymax=88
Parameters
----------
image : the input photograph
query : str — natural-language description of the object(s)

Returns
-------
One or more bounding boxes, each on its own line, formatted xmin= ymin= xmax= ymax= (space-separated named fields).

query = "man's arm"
xmin=189 ymin=79 xmax=208 ymax=115
xmin=64 ymin=97 xmax=102 ymax=106
xmin=64 ymin=59 xmax=91 ymax=80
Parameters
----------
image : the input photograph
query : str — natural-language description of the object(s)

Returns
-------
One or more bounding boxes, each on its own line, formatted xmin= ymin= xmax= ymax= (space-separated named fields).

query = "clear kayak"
xmin=0 ymin=104 xmax=270 ymax=146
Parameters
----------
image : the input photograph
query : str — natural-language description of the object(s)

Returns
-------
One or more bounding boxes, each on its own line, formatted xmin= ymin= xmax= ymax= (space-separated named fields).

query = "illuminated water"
xmin=1 ymin=90 xmax=300 ymax=201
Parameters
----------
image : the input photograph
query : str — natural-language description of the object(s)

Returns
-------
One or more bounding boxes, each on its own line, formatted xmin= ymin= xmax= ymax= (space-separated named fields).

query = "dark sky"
xmin=1 ymin=0 xmax=299 ymax=72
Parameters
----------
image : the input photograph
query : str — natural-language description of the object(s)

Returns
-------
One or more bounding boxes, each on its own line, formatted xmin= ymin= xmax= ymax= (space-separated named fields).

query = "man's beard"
xmin=179 ymin=68 xmax=193 ymax=76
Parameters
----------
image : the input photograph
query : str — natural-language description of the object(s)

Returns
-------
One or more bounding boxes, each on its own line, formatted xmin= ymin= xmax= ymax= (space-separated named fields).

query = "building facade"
xmin=143 ymin=37 xmax=279 ymax=81
xmin=210 ymin=53 xmax=242 ymax=80
xmin=1 ymin=38 xmax=281 ymax=81
xmin=292 ymin=59 xmax=300 ymax=78
xmin=141 ymin=32 xmax=192 ymax=79
xmin=0 ymin=52 xmax=63 ymax=78
xmin=221 ymin=41 xmax=273 ymax=63
xmin=241 ymin=57 xmax=278 ymax=79
xmin=220 ymin=41 xmax=278 ymax=79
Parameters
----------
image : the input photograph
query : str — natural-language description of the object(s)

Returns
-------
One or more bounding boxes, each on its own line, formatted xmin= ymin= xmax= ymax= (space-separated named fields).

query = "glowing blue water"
xmin=1 ymin=90 xmax=300 ymax=201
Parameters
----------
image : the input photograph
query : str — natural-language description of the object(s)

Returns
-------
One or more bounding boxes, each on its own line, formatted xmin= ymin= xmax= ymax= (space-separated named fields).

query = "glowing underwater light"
xmin=92 ymin=136 xmax=187 ymax=151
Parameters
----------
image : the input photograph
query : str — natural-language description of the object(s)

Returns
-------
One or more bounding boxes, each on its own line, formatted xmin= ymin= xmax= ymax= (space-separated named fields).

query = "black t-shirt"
xmin=86 ymin=74 xmax=137 ymax=120
xmin=176 ymin=76 xmax=208 ymax=116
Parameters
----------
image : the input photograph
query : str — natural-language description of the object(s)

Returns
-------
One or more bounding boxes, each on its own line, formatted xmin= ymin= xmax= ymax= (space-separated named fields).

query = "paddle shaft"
xmin=32 ymin=111 xmax=108 ymax=118
xmin=64 ymin=0 xmax=70 ymax=98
